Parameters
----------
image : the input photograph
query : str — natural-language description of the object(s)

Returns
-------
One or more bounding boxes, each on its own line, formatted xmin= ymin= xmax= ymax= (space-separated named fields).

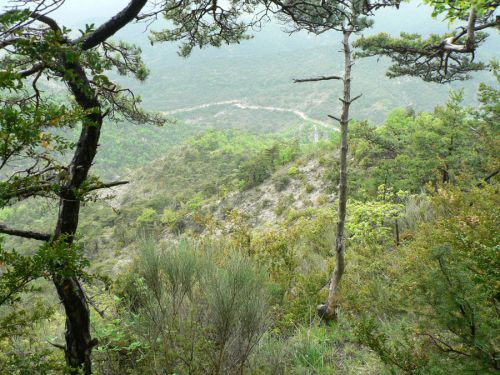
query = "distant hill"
xmin=38 ymin=2 xmax=497 ymax=180
xmin=90 ymin=2 xmax=497 ymax=179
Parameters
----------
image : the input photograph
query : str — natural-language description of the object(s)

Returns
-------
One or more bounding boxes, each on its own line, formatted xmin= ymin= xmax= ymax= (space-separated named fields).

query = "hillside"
xmin=1 ymin=1 xmax=499 ymax=374
xmin=1 ymin=83 xmax=498 ymax=373
xmin=79 ymin=92 xmax=497 ymax=273
xmin=10 ymin=2 xmax=496 ymax=183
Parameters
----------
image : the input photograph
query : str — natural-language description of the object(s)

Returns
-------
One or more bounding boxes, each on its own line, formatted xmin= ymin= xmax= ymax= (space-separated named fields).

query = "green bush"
xmin=350 ymin=186 xmax=500 ymax=374
xmin=135 ymin=208 xmax=158 ymax=225
xmin=251 ymin=323 xmax=383 ymax=375
xmin=161 ymin=208 xmax=178 ymax=226
xmin=273 ymin=172 xmax=291 ymax=192
xmin=112 ymin=240 xmax=270 ymax=374
xmin=275 ymin=194 xmax=295 ymax=216
xmin=287 ymin=166 xmax=299 ymax=177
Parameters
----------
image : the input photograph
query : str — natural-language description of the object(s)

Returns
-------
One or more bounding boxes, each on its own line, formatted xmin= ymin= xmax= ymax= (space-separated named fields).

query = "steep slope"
xmin=75 ymin=130 xmax=339 ymax=272
xmin=210 ymin=155 xmax=338 ymax=227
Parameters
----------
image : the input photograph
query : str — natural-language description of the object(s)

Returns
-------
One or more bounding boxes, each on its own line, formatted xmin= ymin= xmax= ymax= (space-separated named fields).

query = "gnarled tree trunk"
xmin=51 ymin=58 xmax=102 ymax=375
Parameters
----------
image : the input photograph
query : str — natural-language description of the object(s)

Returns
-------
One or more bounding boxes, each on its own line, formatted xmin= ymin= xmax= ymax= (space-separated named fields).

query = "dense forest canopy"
xmin=0 ymin=0 xmax=498 ymax=374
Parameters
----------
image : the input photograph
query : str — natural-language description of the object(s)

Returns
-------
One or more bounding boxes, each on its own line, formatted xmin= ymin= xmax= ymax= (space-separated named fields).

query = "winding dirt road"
xmin=162 ymin=100 xmax=335 ymax=130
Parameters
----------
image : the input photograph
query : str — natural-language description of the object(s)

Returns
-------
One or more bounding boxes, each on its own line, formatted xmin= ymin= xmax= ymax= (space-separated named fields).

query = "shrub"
xmin=350 ymin=186 xmax=500 ymax=373
xmin=160 ymin=208 xmax=178 ymax=226
xmin=287 ymin=166 xmax=299 ymax=177
xmin=275 ymin=194 xmax=294 ymax=216
xmin=273 ymin=173 xmax=291 ymax=192
xmin=315 ymin=194 xmax=328 ymax=206
xmin=135 ymin=208 xmax=158 ymax=225
xmin=251 ymin=323 xmax=383 ymax=375
xmin=113 ymin=240 xmax=270 ymax=374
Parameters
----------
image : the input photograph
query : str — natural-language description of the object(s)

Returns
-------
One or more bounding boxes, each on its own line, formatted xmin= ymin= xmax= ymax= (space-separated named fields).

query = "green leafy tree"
xmin=353 ymin=185 xmax=499 ymax=373
xmin=349 ymin=73 xmax=499 ymax=196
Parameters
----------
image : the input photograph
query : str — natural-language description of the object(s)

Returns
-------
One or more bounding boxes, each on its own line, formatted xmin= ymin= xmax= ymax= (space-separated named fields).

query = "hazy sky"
xmin=1 ymin=1 xmax=496 ymax=73
xmin=0 ymin=0 xmax=452 ymax=38
xmin=0 ymin=0 xmax=440 ymax=27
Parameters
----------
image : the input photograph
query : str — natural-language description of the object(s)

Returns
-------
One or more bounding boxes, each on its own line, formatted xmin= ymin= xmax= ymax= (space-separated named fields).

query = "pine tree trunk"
xmin=52 ymin=60 xmax=102 ymax=375
xmin=318 ymin=27 xmax=353 ymax=321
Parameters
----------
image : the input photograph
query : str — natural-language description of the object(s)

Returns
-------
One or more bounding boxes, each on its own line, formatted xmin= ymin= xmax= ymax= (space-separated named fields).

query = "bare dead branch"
xmin=327 ymin=114 xmax=341 ymax=123
xmin=86 ymin=180 xmax=129 ymax=192
xmin=350 ymin=93 xmax=363 ymax=103
xmin=46 ymin=340 xmax=66 ymax=350
xmin=293 ymin=75 xmax=343 ymax=83
xmin=339 ymin=93 xmax=362 ymax=105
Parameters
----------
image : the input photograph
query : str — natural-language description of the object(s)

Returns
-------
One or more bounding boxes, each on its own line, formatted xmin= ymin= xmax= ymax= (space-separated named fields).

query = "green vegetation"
xmin=1 ymin=0 xmax=499 ymax=374
xmin=351 ymin=185 xmax=499 ymax=373
xmin=4 ymin=79 xmax=497 ymax=373
xmin=94 ymin=240 xmax=269 ymax=374
xmin=349 ymin=86 xmax=498 ymax=197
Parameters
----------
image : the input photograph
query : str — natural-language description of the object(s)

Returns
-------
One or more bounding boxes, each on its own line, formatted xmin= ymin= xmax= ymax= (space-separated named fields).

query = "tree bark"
xmin=465 ymin=7 xmax=477 ymax=51
xmin=79 ymin=0 xmax=148 ymax=50
xmin=0 ymin=224 xmax=50 ymax=241
xmin=51 ymin=58 xmax=102 ymax=375
xmin=318 ymin=27 xmax=353 ymax=321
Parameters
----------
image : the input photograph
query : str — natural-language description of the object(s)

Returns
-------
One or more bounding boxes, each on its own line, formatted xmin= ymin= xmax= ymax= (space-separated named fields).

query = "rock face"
xmin=212 ymin=158 xmax=337 ymax=229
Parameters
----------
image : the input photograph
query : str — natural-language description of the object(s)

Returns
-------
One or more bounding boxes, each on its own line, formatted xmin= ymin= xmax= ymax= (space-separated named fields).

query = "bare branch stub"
xmin=327 ymin=114 xmax=341 ymax=123
xmin=293 ymin=75 xmax=343 ymax=83
xmin=350 ymin=93 xmax=362 ymax=103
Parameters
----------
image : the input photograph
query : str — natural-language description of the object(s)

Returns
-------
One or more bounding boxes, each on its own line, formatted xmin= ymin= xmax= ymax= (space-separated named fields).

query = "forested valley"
xmin=0 ymin=0 xmax=498 ymax=374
